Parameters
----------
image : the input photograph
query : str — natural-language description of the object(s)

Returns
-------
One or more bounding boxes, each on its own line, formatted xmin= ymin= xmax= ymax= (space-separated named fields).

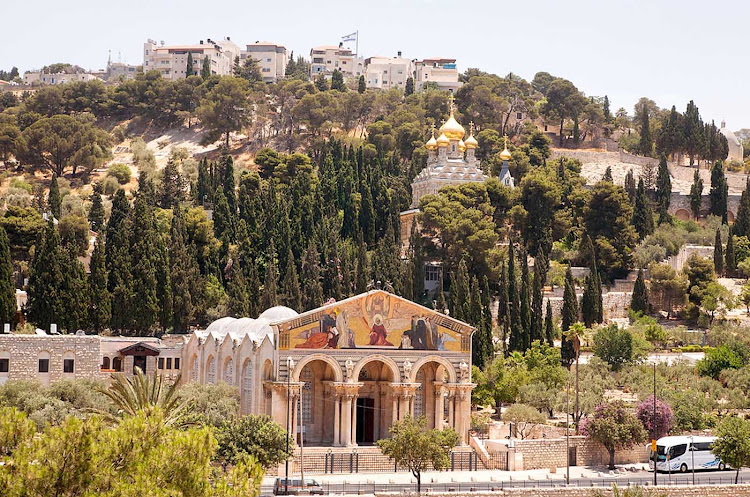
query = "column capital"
xmin=390 ymin=382 xmax=420 ymax=398
xmin=333 ymin=381 xmax=363 ymax=398
xmin=265 ymin=380 xmax=304 ymax=396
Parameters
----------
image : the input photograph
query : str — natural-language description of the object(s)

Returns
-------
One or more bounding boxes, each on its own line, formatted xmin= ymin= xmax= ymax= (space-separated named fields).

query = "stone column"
xmin=350 ymin=394 xmax=358 ymax=446
xmin=291 ymin=393 xmax=299 ymax=443
xmin=333 ymin=394 xmax=342 ymax=446
xmin=341 ymin=394 xmax=352 ymax=447
xmin=434 ymin=384 xmax=445 ymax=430
xmin=447 ymin=391 xmax=455 ymax=430
xmin=392 ymin=395 xmax=398 ymax=423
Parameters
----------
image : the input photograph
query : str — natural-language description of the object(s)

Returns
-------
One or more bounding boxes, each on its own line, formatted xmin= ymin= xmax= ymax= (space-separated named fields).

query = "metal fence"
xmin=304 ymin=451 xmax=505 ymax=474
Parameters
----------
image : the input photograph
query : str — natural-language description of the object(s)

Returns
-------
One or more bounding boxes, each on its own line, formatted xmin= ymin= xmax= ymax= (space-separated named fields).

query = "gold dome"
xmin=458 ymin=139 xmax=466 ymax=152
xmin=436 ymin=132 xmax=450 ymax=147
xmin=425 ymin=128 xmax=438 ymax=150
xmin=499 ymin=135 xmax=512 ymax=161
xmin=465 ymin=123 xmax=478 ymax=149
xmin=439 ymin=110 xmax=465 ymax=141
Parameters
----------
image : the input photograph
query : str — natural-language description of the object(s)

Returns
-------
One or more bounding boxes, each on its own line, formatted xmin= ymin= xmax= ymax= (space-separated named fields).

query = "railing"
xmin=307 ymin=451 xmax=503 ymax=474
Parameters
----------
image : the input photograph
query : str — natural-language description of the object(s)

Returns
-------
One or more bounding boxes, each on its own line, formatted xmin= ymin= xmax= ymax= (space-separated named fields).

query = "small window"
xmin=174 ymin=358 xmax=181 ymax=370
xmin=63 ymin=359 xmax=74 ymax=373
xmin=693 ymin=442 xmax=712 ymax=451
xmin=517 ymin=112 xmax=523 ymax=119
xmin=113 ymin=357 xmax=122 ymax=372
xmin=39 ymin=359 xmax=49 ymax=373
xmin=0 ymin=358 xmax=8 ymax=373
xmin=102 ymin=357 xmax=110 ymax=369
xmin=158 ymin=358 xmax=164 ymax=369
xmin=166 ymin=358 xmax=172 ymax=370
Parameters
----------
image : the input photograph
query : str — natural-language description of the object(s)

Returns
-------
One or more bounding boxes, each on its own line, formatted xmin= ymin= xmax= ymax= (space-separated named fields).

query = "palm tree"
xmin=98 ymin=367 xmax=189 ymax=427
xmin=564 ymin=322 xmax=588 ymax=434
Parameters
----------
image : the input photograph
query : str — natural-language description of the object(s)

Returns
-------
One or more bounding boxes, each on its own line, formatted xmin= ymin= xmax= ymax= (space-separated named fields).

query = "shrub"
xmin=107 ymin=163 xmax=131 ymax=185
xmin=102 ymin=176 xmax=120 ymax=196
xmin=9 ymin=178 xmax=32 ymax=193
xmin=696 ymin=345 xmax=743 ymax=379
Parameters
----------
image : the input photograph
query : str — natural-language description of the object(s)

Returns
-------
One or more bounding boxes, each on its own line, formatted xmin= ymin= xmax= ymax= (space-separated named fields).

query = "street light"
xmin=566 ymin=379 xmax=570 ymax=486
xmin=285 ymin=356 xmax=294 ymax=495
xmin=652 ymin=357 xmax=657 ymax=487
xmin=690 ymin=435 xmax=695 ymax=485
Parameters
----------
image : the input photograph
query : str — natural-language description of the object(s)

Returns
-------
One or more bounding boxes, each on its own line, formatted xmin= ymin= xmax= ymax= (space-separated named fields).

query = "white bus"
xmin=649 ymin=436 xmax=728 ymax=473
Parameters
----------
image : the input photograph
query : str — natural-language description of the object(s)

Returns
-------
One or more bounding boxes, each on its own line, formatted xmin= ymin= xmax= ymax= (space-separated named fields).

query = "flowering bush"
xmin=636 ymin=395 xmax=673 ymax=439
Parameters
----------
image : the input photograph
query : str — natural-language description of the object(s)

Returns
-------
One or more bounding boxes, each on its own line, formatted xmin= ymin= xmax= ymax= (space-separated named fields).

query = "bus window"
xmin=669 ymin=444 xmax=687 ymax=458
xmin=655 ymin=445 xmax=668 ymax=461
xmin=692 ymin=442 xmax=712 ymax=451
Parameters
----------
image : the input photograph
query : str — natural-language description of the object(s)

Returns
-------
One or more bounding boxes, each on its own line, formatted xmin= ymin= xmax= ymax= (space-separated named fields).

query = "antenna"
xmin=118 ymin=51 xmax=122 ymax=63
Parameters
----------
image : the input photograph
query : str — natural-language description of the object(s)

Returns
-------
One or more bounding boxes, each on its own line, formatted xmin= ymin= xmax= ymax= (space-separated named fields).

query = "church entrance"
xmin=356 ymin=398 xmax=375 ymax=444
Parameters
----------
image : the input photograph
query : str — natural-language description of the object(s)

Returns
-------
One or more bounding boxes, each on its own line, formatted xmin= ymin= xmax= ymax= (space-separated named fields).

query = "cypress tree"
xmin=281 ymin=248 xmax=302 ymax=312
xmin=106 ymin=190 xmax=133 ymax=333
xmin=129 ymin=195 xmax=160 ymax=335
xmin=357 ymin=75 xmax=366 ymax=94
xmin=301 ymin=242 xmax=323 ymax=311
xmin=690 ymin=169 xmax=703 ymax=220
xmin=709 ymin=161 xmax=728 ymax=223
xmin=469 ymin=277 xmax=485 ymax=367
xmin=545 ymin=300 xmax=554 ymax=347
xmin=507 ymin=242 xmax=523 ymax=352
xmin=137 ymin=172 xmax=157 ymax=207
xmin=60 ymin=244 xmax=89 ymax=332
xmin=602 ymin=166 xmax=613 ymax=182
xmin=638 ymin=103 xmax=652 ymax=156
xmin=498 ymin=261 xmax=508 ymax=327
xmin=624 ymin=169 xmax=636 ymax=201
xmin=726 ymin=231 xmax=736 ymax=278
xmin=520 ymin=249 xmax=531 ymax=350
xmin=212 ymin=188 xmax=234 ymax=243
xmin=435 ymin=270 xmax=447 ymax=313
xmin=714 ymin=228 xmax=724 ymax=276
xmin=581 ymin=276 xmax=597 ymax=327
xmin=735 ymin=177 xmax=750 ymax=238
xmin=263 ymin=240 xmax=279 ymax=309
xmin=201 ymin=56 xmax=211 ymax=79
xmin=655 ymin=154 xmax=672 ymax=224
xmin=530 ymin=263 xmax=544 ymax=344
xmin=169 ymin=207 xmax=197 ymax=333
xmin=186 ymin=52 xmax=194 ymax=77
xmin=630 ymin=270 xmax=649 ymax=314
xmin=453 ymin=259 xmax=471 ymax=322
xmin=88 ymin=183 xmax=105 ymax=232
xmin=405 ymin=76 xmax=414 ymax=96
xmin=222 ymin=155 xmax=237 ymax=215
xmin=227 ymin=256 xmax=250 ymax=317
xmin=160 ymin=158 xmax=185 ymax=209
xmin=48 ymin=174 xmax=61 ymax=219
xmin=155 ymin=238 xmax=172 ymax=333
xmin=480 ymin=276 xmax=494 ymax=364
xmin=355 ymin=240 xmax=368 ymax=294
xmin=584 ymin=235 xmax=603 ymax=324
xmin=27 ymin=221 xmax=65 ymax=331
xmin=331 ymin=69 xmax=345 ymax=91
xmin=0 ymin=227 xmax=14 ymax=328
xmin=88 ymin=236 xmax=110 ymax=332
xmin=632 ymin=178 xmax=655 ymax=239
xmin=561 ymin=267 xmax=578 ymax=368
xmin=247 ymin=258 xmax=262 ymax=317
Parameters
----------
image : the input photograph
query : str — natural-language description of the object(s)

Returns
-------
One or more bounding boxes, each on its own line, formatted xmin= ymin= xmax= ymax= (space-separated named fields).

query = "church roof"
xmin=201 ymin=306 xmax=299 ymax=346
xmin=720 ymin=126 xmax=741 ymax=147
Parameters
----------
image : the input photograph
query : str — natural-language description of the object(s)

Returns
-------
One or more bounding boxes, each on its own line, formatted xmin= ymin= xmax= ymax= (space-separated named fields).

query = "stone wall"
xmin=0 ymin=334 xmax=101 ymax=386
xmin=544 ymin=292 xmax=632 ymax=322
xmin=664 ymin=245 xmax=714 ymax=272
xmin=506 ymin=436 xmax=648 ymax=470
xmin=380 ymin=485 xmax=750 ymax=497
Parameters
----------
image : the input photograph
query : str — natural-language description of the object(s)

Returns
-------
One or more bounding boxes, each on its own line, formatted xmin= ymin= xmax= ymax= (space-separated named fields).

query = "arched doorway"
xmin=296 ymin=359 xmax=339 ymax=445
xmin=355 ymin=359 xmax=398 ymax=444
xmin=411 ymin=360 xmax=452 ymax=430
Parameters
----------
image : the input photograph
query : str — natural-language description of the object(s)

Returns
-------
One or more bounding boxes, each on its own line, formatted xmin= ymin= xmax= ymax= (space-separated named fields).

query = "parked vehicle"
xmin=649 ymin=436 xmax=728 ymax=473
xmin=273 ymin=478 xmax=325 ymax=495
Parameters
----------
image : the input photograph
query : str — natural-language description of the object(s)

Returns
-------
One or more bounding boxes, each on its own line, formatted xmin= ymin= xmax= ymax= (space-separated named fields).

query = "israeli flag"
xmin=341 ymin=32 xmax=357 ymax=42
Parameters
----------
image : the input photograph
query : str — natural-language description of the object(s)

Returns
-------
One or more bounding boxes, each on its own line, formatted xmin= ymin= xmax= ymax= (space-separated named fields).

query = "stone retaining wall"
xmin=545 ymin=292 xmax=632 ymax=321
xmin=380 ymin=485 xmax=750 ymax=497
xmin=509 ymin=436 xmax=647 ymax=470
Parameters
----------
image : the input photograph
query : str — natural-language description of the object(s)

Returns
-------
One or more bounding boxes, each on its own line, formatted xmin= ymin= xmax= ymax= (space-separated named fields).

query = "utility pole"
xmin=653 ymin=361 xmax=657 ymax=487
xmin=566 ymin=379 xmax=570 ymax=485
xmin=285 ymin=356 xmax=294 ymax=495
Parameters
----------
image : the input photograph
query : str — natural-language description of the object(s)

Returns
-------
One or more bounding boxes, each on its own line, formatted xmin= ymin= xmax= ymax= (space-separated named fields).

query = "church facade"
xmin=181 ymin=290 xmax=476 ymax=446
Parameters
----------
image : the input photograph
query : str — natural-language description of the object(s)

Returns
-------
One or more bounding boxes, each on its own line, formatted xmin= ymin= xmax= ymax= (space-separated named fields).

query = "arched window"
xmin=206 ymin=356 xmax=216 ymax=384
xmin=301 ymin=365 xmax=313 ymax=424
xmin=224 ymin=358 xmax=234 ymax=385
xmin=102 ymin=357 xmax=110 ymax=370
xmin=414 ymin=370 xmax=425 ymax=418
xmin=242 ymin=360 xmax=253 ymax=412
xmin=113 ymin=357 xmax=122 ymax=372
xmin=190 ymin=356 xmax=198 ymax=382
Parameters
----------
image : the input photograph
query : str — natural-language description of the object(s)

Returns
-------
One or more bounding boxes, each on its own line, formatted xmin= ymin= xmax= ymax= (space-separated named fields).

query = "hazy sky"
xmin=3 ymin=0 xmax=747 ymax=129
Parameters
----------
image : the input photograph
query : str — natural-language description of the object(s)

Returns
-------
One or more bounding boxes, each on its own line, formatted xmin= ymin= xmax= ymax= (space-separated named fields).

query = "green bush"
xmin=106 ymin=163 xmax=131 ymax=184
xmin=9 ymin=178 xmax=32 ymax=193
xmin=102 ymin=176 xmax=120 ymax=196
xmin=696 ymin=345 xmax=743 ymax=379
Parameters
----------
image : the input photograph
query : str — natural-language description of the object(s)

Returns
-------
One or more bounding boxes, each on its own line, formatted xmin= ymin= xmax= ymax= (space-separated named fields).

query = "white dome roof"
xmin=720 ymin=126 xmax=741 ymax=147
xmin=201 ymin=306 xmax=298 ymax=346
xmin=258 ymin=306 xmax=299 ymax=322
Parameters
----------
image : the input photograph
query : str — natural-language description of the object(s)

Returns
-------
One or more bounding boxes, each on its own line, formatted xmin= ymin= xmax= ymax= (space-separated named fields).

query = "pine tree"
xmin=714 ymin=228 xmax=724 ymax=277
xmin=129 ymin=195 xmax=160 ymax=335
xmin=655 ymin=155 xmax=672 ymax=224
xmin=735 ymin=177 xmax=750 ymax=238
xmin=88 ymin=183 xmax=105 ymax=232
xmin=561 ymin=267 xmax=578 ymax=368
xmin=314 ymin=73 xmax=329 ymax=91
xmin=160 ymin=158 xmax=185 ymax=208
xmin=169 ymin=207 xmax=196 ymax=333
xmin=690 ymin=169 xmax=703 ymax=220
xmin=405 ymin=76 xmax=414 ymax=96
xmin=726 ymin=231 xmax=736 ymax=278
xmin=201 ymin=56 xmax=211 ymax=79
xmin=632 ymin=178 xmax=655 ymax=239
xmin=88 ymin=236 xmax=110 ymax=332
xmin=710 ymin=161 xmax=728 ymax=223
xmin=638 ymin=103 xmax=652 ymax=156
xmin=530 ymin=263 xmax=544 ymax=344
xmin=281 ymin=248 xmax=302 ymax=312
xmin=186 ymin=52 xmax=194 ymax=77
xmin=0 ymin=227 xmax=14 ymax=328
xmin=48 ymin=174 xmax=61 ymax=219
xmin=357 ymin=75 xmax=366 ymax=94
xmin=630 ymin=270 xmax=649 ymax=314
xmin=27 ymin=221 xmax=65 ymax=331
xmin=545 ymin=300 xmax=554 ymax=347
xmin=263 ymin=240 xmax=279 ymax=309
xmin=301 ymin=243 xmax=323 ymax=310
xmin=602 ymin=166 xmax=613 ymax=182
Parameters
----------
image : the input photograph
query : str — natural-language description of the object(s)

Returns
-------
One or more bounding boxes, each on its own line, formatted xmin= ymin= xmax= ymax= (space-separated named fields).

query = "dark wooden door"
xmin=356 ymin=398 xmax=375 ymax=444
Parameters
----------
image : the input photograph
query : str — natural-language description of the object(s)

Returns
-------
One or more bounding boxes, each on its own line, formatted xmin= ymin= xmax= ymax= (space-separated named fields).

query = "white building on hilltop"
xmin=143 ymin=37 xmax=240 ymax=80
xmin=240 ymin=42 xmax=287 ymax=83
xmin=364 ymin=53 xmax=414 ymax=90
xmin=720 ymin=121 xmax=744 ymax=163
xmin=414 ymin=58 xmax=461 ymax=92
xmin=310 ymin=44 xmax=364 ymax=79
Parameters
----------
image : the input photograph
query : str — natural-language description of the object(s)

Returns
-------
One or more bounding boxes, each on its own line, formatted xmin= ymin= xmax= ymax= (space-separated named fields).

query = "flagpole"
xmin=355 ymin=30 xmax=359 ymax=57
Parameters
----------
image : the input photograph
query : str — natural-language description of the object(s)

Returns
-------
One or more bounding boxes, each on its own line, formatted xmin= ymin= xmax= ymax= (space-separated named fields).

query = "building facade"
xmin=240 ymin=42 xmax=287 ymax=83
xmin=310 ymin=45 xmax=364 ymax=79
xmin=143 ymin=37 xmax=240 ymax=80
xmin=719 ymin=121 xmax=744 ymax=163
xmin=364 ymin=54 xmax=413 ymax=90
xmin=414 ymin=58 xmax=461 ymax=92
xmin=22 ymin=72 xmax=102 ymax=86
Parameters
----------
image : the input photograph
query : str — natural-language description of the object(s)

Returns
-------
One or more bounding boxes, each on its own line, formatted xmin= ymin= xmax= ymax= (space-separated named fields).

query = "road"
xmin=261 ymin=468 xmax=750 ymax=495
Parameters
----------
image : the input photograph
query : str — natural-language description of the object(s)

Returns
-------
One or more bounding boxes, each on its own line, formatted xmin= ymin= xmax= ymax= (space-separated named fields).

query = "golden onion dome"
xmin=499 ymin=147 xmax=512 ymax=161
xmin=436 ymin=132 xmax=450 ymax=147
xmin=458 ymin=139 xmax=466 ymax=152
xmin=439 ymin=110 xmax=465 ymax=140
xmin=425 ymin=128 xmax=438 ymax=150
xmin=465 ymin=133 xmax=478 ymax=149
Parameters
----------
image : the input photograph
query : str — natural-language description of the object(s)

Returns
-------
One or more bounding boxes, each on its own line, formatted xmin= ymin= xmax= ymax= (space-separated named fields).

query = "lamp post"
xmin=285 ymin=356 xmax=294 ymax=495
xmin=690 ymin=435 xmax=695 ymax=485
xmin=566 ymin=379 xmax=570 ymax=485
xmin=653 ymin=360 xmax=657 ymax=486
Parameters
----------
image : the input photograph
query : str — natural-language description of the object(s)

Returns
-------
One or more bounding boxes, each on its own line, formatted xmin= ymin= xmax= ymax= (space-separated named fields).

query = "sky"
xmin=2 ymin=0 xmax=748 ymax=129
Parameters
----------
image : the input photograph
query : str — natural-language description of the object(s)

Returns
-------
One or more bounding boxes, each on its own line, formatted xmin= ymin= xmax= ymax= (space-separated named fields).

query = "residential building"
xmin=23 ymin=71 xmax=101 ymax=86
xmin=240 ymin=42 xmax=287 ymax=83
xmin=364 ymin=52 xmax=414 ymax=90
xmin=414 ymin=58 xmax=461 ymax=92
xmin=105 ymin=61 xmax=140 ymax=81
xmin=310 ymin=44 xmax=364 ymax=79
xmin=143 ymin=37 xmax=240 ymax=80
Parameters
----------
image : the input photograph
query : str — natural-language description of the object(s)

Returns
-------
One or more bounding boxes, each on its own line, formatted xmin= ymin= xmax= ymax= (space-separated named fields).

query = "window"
xmin=63 ymin=359 xmax=74 ymax=373
xmin=693 ymin=442 xmax=712 ymax=451
xmin=102 ymin=357 xmax=110 ymax=369
xmin=113 ymin=357 xmax=122 ymax=372
xmin=242 ymin=361 xmax=253 ymax=412
xmin=425 ymin=265 xmax=441 ymax=282
xmin=301 ymin=366 xmax=313 ymax=424
xmin=0 ymin=358 xmax=8 ymax=373
xmin=39 ymin=359 xmax=49 ymax=373
xmin=174 ymin=358 xmax=180 ymax=370
xmin=669 ymin=444 xmax=687 ymax=458
xmin=224 ymin=358 xmax=234 ymax=385
xmin=207 ymin=356 xmax=216 ymax=384
xmin=517 ymin=112 xmax=523 ymax=120
xmin=266 ymin=58 xmax=271 ymax=62
xmin=158 ymin=358 xmax=164 ymax=369
xmin=166 ymin=357 xmax=172 ymax=370
xmin=414 ymin=370 xmax=425 ymax=418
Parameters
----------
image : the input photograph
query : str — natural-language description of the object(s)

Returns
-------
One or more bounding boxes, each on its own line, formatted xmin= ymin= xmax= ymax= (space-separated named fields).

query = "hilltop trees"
xmin=197 ymin=76 xmax=251 ymax=148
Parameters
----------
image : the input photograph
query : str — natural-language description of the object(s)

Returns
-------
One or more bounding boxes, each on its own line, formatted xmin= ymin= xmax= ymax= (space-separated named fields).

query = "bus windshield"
xmin=653 ymin=445 xmax=668 ymax=461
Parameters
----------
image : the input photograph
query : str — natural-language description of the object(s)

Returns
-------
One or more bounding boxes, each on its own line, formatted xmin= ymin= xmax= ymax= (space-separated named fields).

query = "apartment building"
xmin=143 ymin=37 xmax=241 ymax=80
xmin=364 ymin=52 xmax=414 ymax=90
xmin=105 ymin=61 xmax=140 ymax=81
xmin=310 ymin=44 xmax=364 ymax=79
xmin=414 ymin=58 xmax=461 ymax=92
xmin=23 ymin=72 xmax=101 ymax=86
xmin=240 ymin=42 xmax=287 ymax=83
